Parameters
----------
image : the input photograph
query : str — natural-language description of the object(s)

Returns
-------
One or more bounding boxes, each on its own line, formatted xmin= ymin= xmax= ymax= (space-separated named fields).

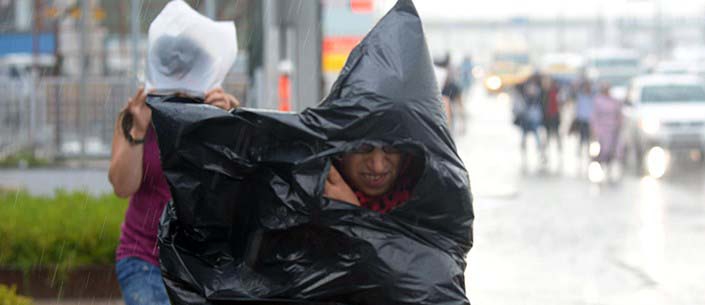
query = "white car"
xmin=623 ymin=74 xmax=705 ymax=173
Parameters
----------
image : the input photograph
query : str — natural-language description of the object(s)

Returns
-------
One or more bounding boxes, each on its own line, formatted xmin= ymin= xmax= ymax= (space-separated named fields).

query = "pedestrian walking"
xmin=459 ymin=55 xmax=474 ymax=92
xmin=541 ymin=76 xmax=563 ymax=167
xmin=443 ymin=72 xmax=465 ymax=135
xmin=514 ymin=78 xmax=546 ymax=168
xmin=590 ymin=83 xmax=623 ymax=181
xmin=571 ymin=80 xmax=594 ymax=163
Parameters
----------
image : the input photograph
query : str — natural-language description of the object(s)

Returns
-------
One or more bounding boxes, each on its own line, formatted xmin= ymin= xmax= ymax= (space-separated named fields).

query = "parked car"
xmin=622 ymin=74 xmax=705 ymax=175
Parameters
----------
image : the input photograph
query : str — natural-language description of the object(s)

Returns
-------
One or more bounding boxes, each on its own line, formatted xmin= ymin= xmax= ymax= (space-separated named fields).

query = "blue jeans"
xmin=116 ymin=257 xmax=170 ymax=305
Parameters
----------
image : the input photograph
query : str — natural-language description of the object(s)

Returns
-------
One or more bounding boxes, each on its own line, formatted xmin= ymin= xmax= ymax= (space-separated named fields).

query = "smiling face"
xmin=339 ymin=147 xmax=403 ymax=197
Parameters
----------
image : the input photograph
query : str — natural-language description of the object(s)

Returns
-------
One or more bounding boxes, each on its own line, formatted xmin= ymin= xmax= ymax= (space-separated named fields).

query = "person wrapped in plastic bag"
xmin=149 ymin=1 xmax=474 ymax=304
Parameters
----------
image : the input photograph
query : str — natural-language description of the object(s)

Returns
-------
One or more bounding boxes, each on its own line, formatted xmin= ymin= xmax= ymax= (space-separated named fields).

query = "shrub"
xmin=0 ymin=151 xmax=50 ymax=168
xmin=0 ymin=190 xmax=127 ymax=271
xmin=0 ymin=284 xmax=33 ymax=305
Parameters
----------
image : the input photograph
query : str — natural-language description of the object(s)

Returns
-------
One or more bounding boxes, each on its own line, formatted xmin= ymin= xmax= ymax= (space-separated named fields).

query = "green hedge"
xmin=0 ymin=190 xmax=127 ymax=271
xmin=0 ymin=284 xmax=33 ymax=305
xmin=0 ymin=151 xmax=50 ymax=168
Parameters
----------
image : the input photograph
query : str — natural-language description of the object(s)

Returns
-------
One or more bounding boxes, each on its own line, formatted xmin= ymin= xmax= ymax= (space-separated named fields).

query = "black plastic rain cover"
xmin=149 ymin=1 xmax=474 ymax=304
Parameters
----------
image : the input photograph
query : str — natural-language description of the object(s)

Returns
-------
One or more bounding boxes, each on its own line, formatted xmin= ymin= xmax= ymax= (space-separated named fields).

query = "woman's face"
xmin=339 ymin=146 xmax=403 ymax=197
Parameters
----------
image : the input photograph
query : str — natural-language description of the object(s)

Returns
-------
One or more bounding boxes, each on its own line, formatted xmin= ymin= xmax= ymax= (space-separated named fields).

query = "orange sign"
xmin=350 ymin=0 xmax=373 ymax=14
xmin=322 ymin=36 xmax=363 ymax=72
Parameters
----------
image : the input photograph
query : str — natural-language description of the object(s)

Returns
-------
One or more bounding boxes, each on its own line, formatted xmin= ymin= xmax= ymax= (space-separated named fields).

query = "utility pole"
xmin=119 ymin=1 xmax=127 ymax=75
xmin=205 ymin=0 xmax=216 ymax=19
xmin=595 ymin=4 xmax=606 ymax=47
xmin=262 ymin=0 xmax=279 ymax=110
xmin=30 ymin=0 xmax=42 ymax=151
xmin=557 ymin=13 xmax=565 ymax=52
xmin=79 ymin=0 xmax=89 ymax=165
xmin=654 ymin=0 xmax=663 ymax=59
xmin=261 ymin=0 xmax=321 ymax=110
xmin=131 ymin=0 xmax=140 ymax=89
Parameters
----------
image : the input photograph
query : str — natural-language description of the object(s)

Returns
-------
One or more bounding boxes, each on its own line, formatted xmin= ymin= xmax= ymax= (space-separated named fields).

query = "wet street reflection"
xmin=459 ymin=85 xmax=705 ymax=305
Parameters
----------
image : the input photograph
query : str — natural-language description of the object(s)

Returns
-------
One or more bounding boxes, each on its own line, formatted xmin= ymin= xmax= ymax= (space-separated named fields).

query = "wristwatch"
xmin=121 ymin=111 xmax=145 ymax=145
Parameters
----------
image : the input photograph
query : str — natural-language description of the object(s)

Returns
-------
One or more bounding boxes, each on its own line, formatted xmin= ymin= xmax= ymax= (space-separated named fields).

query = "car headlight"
xmin=640 ymin=117 xmax=661 ymax=134
xmin=485 ymin=76 xmax=502 ymax=91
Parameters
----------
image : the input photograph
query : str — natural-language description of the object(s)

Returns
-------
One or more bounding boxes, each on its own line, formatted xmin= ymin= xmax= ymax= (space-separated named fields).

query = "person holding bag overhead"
xmin=108 ymin=1 xmax=239 ymax=304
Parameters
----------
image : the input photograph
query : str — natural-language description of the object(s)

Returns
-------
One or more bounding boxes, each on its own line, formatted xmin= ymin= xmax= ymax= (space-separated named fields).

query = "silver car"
xmin=622 ymin=74 xmax=705 ymax=174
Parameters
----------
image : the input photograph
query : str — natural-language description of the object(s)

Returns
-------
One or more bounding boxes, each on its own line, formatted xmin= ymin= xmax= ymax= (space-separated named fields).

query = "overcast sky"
xmin=376 ymin=0 xmax=705 ymax=20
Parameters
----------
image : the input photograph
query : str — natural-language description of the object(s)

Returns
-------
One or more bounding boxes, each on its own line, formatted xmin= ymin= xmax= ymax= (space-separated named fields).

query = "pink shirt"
xmin=116 ymin=126 xmax=171 ymax=266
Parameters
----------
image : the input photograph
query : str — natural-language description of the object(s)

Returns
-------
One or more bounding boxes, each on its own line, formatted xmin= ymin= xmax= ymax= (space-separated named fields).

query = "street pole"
xmin=30 ymin=0 xmax=41 ymax=151
xmin=596 ymin=4 xmax=605 ymax=47
xmin=205 ymin=0 xmax=216 ymax=19
xmin=53 ymin=7 xmax=61 ymax=160
xmin=79 ymin=0 xmax=89 ymax=165
xmin=557 ymin=13 xmax=565 ymax=52
xmin=262 ymin=0 xmax=279 ymax=110
xmin=131 ymin=0 xmax=140 ymax=90
xmin=654 ymin=0 xmax=663 ymax=59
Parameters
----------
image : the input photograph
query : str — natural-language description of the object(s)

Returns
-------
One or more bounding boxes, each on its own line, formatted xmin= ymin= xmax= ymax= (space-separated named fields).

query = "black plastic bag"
xmin=149 ymin=1 xmax=474 ymax=304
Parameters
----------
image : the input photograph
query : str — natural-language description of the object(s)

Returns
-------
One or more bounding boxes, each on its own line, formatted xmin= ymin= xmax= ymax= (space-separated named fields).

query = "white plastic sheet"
xmin=145 ymin=0 xmax=237 ymax=97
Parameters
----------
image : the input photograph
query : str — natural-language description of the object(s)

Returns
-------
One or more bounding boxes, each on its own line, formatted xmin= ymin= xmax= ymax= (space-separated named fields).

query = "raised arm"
xmin=108 ymin=88 xmax=151 ymax=198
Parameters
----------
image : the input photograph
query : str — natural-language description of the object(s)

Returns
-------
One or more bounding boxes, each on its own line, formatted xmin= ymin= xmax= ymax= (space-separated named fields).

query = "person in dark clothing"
xmin=572 ymin=80 xmax=594 ymax=162
xmin=513 ymin=74 xmax=547 ymax=168
xmin=519 ymin=81 xmax=546 ymax=162
xmin=459 ymin=56 xmax=474 ymax=91
xmin=541 ymin=76 xmax=563 ymax=166
xmin=443 ymin=74 xmax=465 ymax=135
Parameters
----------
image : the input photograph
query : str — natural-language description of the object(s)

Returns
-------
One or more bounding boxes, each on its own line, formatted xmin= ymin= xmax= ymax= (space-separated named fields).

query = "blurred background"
xmin=0 ymin=0 xmax=704 ymax=304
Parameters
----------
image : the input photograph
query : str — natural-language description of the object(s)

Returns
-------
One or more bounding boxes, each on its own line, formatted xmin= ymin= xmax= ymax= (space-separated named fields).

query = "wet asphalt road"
xmin=459 ymin=87 xmax=705 ymax=305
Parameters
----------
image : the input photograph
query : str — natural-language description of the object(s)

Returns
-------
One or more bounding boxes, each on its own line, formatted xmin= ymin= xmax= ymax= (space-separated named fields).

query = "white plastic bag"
xmin=145 ymin=0 xmax=237 ymax=98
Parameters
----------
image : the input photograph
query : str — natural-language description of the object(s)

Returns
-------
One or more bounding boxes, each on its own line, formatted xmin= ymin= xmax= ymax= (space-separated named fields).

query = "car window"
xmin=641 ymin=85 xmax=705 ymax=103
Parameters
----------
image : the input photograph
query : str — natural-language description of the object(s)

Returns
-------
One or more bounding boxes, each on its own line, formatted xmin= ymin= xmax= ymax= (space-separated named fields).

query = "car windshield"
xmin=641 ymin=85 xmax=705 ymax=103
